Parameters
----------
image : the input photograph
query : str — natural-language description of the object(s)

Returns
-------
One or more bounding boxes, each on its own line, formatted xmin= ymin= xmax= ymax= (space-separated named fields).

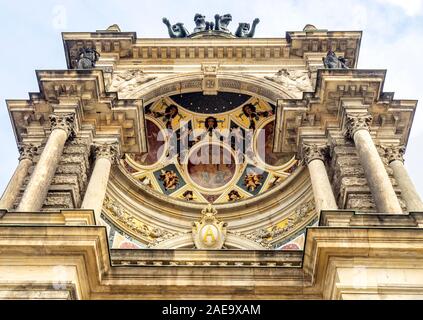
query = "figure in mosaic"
xmin=159 ymin=170 xmax=179 ymax=190
xmin=244 ymin=172 xmax=263 ymax=192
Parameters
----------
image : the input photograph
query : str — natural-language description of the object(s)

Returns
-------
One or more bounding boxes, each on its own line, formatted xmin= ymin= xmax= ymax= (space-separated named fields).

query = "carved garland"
xmin=231 ymin=199 xmax=316 ymax=249
xmin=103 ymin=195 xmax=183 ymax=247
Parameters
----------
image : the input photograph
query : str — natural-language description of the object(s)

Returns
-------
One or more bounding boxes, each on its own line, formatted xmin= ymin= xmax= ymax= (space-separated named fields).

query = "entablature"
xmin=274 ymin=69 xmax=417 ymax=153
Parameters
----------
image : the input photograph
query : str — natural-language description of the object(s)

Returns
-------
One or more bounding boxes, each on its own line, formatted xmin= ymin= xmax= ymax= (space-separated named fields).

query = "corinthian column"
xmin=345 ymin=114 xmax=402 ymax=213
xmin=0 ymin=144 xmax=38 ymax=210
xmin=383 ymin=145 xmax=423 ymax=212
xmin=302 ymin=143 xmax=338 ymax=214
xmin=17 ymin=113 xmax=75 ymax=212
xmin=81 ymin=143 xmax=118 ymax=223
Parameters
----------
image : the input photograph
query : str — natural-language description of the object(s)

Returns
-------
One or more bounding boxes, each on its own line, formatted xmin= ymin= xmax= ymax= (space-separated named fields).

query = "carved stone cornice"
xmin=301 ymin=143 xmax=329 ymax=164
xmin=382 ymin=145 xmax=405 ymax=164
xmin=18 ymin=143 xmax=38 ymax=162
xmin=345 ymin=114 xmax=372 ymax=140
xmin=49 ymin=113 xmax=76 ymax=138
xmin=93 ymin=143 xmax=120 ymax=163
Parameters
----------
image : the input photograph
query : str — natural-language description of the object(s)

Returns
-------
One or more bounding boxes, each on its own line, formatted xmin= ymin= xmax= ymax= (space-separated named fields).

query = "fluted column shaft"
xmin=81 ymin=143 xmax=118 ymax=223
xmin=0 ymin=144 xmax=38 ymax=210
xmin=302 ymin=144 xmax=338 ymax=214
xmin=17 ymin=113 xmax=75 ymax=212
xmin=384 ymin=145 xmax=423 ymax=212
xmin=346 ymin=114 xmax=402 ymax=213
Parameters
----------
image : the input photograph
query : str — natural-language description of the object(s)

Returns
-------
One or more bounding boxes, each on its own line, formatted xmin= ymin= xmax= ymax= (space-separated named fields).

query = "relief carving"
xmin=232 ymin=200 xmax=315 ymax=249
xmin=108 ymin=70 xmax=156 ymax=97
xmin=264 ymin=69 xmax=313 ymax=98
xmin=103 ymin=195 xmax=181 ymax=246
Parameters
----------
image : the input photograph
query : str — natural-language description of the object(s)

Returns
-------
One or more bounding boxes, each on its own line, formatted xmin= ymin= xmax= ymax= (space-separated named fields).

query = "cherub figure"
xmin=244 ymin=172 xmax=263 ymax=191
xmin=228 ymin=190 xmax=243 ymax=202
xmin=182 ymin=190 xmax=195 ymax=201
xmin=235 ymin=18 xmax=260 ymax=38
xmin=214 ymin=14 xmax=232 ymax=32
xmin=194 ymin=13 xmax=214 ymax=32
xmin=162 ymin=17 xmax=190 ymax=38
xmin=159 ymin=170 xmax=179 ymax=190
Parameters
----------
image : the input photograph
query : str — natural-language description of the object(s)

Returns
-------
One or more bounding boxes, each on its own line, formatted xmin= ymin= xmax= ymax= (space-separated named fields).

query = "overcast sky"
xmin=0 ymin=0 xmax=422 ymax=200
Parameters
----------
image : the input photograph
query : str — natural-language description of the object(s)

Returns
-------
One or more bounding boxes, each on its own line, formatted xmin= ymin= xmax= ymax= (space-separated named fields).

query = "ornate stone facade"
xmin=0 ymin=20 xmax=423 ymax=300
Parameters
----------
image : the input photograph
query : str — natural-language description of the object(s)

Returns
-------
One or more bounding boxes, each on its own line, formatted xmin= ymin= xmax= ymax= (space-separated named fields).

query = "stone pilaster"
xmin=81 ymin=143 xmax=119 ymax=223
xmin=17 ymin=113 xmax=75 ymax=212
xmin=345 ymin=114 xmax=402 ymax=213
xmin=0 ymin=144 xmax=38 ymax=210
xmin=382 ymin=145 xmax=423 ymax=212
xmin=302 ymin=143 xmax=338 ymax=214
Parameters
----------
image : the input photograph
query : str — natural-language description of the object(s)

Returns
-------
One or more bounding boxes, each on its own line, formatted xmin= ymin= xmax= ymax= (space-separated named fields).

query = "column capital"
xmin=345 ymin=114 xmax=373 ymax=140
xmin=49 ymin=113 xmax=76 ymax=138
xmin=301 ymin=143 xmax=329 ymax=164
xmin=18 ymin=143 xmax=38 ymax=162
xmin=93 ymin=143 xmax=120 ymax=163
xmin=382 ymin=145 xmax=405 ymax=164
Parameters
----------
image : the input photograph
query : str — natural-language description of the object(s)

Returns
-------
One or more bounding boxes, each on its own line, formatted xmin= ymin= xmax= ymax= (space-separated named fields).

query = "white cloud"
xmin=376 ymin=0 xmax=423 ymax=16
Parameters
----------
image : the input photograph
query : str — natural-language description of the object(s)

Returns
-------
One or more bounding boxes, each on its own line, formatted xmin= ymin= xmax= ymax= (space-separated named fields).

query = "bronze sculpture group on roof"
xmin=162 ymin=13 xmax=260 ymax=38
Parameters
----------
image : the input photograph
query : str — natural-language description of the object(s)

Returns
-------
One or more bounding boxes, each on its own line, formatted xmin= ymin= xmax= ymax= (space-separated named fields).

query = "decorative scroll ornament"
xmin=382 ymin=145 xmax=405 ymax=164
xmin=345 ymin=114 xmax=373 ymax=140
xmin=93 ymin=143 xmax=119 ymax=163
xmin=192 ymin=204 xmax=227 ymax=249
xmin=49 ymin=113 xmax=76 ymax=138
xmin=301 ymin=143 xmax=329 ymax=164
xmin=18 ymin=143 xmax=38 ymax=161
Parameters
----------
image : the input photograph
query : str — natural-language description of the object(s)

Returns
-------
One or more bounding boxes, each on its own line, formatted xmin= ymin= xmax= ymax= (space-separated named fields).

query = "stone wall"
xmin=12 ymin=137 xmax=91 ymax=211
xmin=328 ymin=132 xmax=406 ymax=212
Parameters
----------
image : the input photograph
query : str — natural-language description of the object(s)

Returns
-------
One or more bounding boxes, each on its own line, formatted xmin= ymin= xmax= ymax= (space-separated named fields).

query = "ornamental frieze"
xmin=232 ymin=199 xmax=316 ymax=249
xmin=103 ymin=195 xmax=183 ymax=246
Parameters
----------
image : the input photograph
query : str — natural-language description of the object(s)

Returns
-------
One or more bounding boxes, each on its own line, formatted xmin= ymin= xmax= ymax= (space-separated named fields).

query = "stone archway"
xmin=109 ymin=71 xmax=299 ymax=104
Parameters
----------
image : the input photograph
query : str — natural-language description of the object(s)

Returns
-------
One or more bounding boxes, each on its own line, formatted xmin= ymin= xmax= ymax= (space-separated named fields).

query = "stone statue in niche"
xmin=76 ymin=47 xmax=100 ymax=69
xmin=214 ymin=14 xmax=232 ymax=32
xmin=235 ymin=18 xmax=260 ymax=38
xmin=323 ymin=50 xmax=349 ymax=69
xmin=162 ymin=17 xmax=190 ymax=38
xmin=194 ymin=13 xmax=214 ymax=32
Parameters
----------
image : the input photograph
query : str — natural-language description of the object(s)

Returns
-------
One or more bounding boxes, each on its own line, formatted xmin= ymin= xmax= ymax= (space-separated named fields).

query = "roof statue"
xmin=162 ymin=13 xmax=260 ymax=38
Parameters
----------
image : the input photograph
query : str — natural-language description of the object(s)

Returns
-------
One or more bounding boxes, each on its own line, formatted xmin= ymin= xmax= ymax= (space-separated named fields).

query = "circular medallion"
xmin=186 ymin=142 xmax=237 ymax=192
xmin=199 ymin=224 xmax=219 ymax=247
